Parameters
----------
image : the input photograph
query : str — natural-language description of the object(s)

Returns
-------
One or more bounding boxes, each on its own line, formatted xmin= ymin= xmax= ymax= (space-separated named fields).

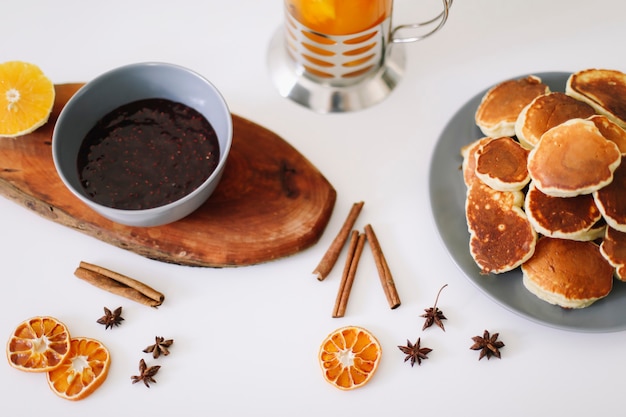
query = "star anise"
xmin=143 ymin=336 xmax=174 ymax=359
xmin=131 ymin=359 xmax=161 ymax=388
xmin=398 ymin=338 xmax=432 ymax=367
xmin=96 ymin=306 xmax=124 ymax=329
xmin=421 ymin=284 xmax=448 ymax=331
xmin=470 ymin=330 xmax=505 ymax=360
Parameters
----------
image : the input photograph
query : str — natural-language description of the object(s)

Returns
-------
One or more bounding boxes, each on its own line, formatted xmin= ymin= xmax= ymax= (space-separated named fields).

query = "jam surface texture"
xmin=77 ymin=98 xmax=220 ymax=210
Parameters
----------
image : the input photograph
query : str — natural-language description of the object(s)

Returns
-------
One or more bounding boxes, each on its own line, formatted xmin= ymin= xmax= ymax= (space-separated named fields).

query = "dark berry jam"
xmin=77 ymin=98 xmax=220 ymax=210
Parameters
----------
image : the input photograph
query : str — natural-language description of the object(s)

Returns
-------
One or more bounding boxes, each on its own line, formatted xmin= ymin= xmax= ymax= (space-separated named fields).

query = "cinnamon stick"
xmin=313 ymin=201 xmax=364 ymax=281
xmin=332 ymin=230 xmax=359 ymax=317
xmin=364 ymin=224 xmax=401 ymax=309
xmin=74 ymin=261 xmax=164 ymax=307
xmin=332 ymin=231 xmax=366 ymax=318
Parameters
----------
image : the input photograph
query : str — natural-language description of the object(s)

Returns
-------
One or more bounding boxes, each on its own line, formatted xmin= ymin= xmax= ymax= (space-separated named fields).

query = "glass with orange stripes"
xmin=283 ymin=0 xmax=452 ymax=85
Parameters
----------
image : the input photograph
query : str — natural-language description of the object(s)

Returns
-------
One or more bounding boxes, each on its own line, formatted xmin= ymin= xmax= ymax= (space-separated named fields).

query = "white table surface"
xmin=3 ymin=0 xmax=626 ymax=415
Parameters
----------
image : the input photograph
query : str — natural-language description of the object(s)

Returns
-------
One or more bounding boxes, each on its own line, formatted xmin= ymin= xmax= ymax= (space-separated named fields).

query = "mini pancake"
xmin=566 ymin=68 xmax=626 ymax=129
xmin=475 ymin=137 xmax=530 ymax=191
xmin=461 ymin=137 xmax=494 ymax=187
xmin=587 ymin=114 xmax=626 ymax=154
xmin=527 ymin=118 xmax=621 ymax=197
xmin=465 ymin=180 xmax=536 ymax=274
xmin=521 ymin=237 xmax=613 ymax=309
xmin=475 ymin=75 xmax=549 ymax=138
xmin=515 ymin=92 xmax=596 ymax=148
xmin=594 ymin=155 xmax=626 ymax=232
xmin=524 ymin=181 xmax=604 ymax=241
xmin=600 ymin=226 xmax=626 ymax=281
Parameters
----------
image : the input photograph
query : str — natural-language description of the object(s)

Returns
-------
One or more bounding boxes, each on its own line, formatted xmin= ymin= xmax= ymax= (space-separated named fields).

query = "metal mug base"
xmin=267 ymin=27 xmax=406 ymax=113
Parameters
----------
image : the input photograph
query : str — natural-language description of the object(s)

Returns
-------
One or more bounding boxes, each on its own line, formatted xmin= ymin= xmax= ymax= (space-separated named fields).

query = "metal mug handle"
xmin=391 ymin=0 xmax=453 ymax=44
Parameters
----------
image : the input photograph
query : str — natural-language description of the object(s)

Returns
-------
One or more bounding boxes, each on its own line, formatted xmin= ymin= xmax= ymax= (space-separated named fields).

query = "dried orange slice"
xmin=0 ymin=61 xmax=55 ymax=138
xmin=6 ymin=316 xmax=71 ymax=372
xmin=318 ymin=326 xmax=381 ymax=390
xmin=47 ymin=337 xmax=111 ymax=401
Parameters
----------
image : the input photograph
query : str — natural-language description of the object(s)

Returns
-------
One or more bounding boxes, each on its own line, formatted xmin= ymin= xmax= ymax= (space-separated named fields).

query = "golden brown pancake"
xmin=587 ymin=114 xmax=626 ymax=154
xmin=461 ymin=137 xmax=493 ymax=187
xmin=515 ymin=92 xmax=596 ymax=148
xmin=594 ymin=155 xmax=626 ymax=232
xmin=475 ymin=75 xmax=549 ymax=138
xmin=465 ymin=181 xmax=536 ymax=274
xmin=474 ymin=137 xmax=530 ymax=191
xmin=600 ymin=226 xmax=626 ymax=281
xmin=524 ymin=181 xmax=604 ymax=241
xmin=566 ymin=69 xmax=626 ymax=129
xmin=527 ymin=118 xmax=621 ymax=197
xmin=521 ymin=237 xmax=613 ymax=308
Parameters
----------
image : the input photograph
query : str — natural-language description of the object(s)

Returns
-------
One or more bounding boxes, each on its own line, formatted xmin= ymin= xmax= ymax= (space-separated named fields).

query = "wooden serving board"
xmin=0 ymin=84 xmax=336 ymax=267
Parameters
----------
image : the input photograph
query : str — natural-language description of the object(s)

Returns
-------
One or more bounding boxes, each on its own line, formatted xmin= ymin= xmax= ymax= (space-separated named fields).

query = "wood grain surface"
xmin=0 ymin=84 xmax=336 ymax=267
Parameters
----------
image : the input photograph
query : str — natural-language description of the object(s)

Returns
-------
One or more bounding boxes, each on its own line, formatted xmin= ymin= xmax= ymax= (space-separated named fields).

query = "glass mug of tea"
xmin=268 ymin=0 xmax=452 ymax=112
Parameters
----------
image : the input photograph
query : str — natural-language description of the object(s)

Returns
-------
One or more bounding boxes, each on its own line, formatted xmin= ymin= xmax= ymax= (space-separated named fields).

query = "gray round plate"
xmin=429 ymin=71 xmax=626 ymax=333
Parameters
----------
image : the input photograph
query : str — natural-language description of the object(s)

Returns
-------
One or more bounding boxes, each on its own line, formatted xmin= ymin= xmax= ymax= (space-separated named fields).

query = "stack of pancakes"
xmin=464 ymin=68 xmax=626 ymax=309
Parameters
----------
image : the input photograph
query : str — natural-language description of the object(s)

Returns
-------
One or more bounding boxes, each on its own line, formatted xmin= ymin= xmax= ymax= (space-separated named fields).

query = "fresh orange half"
xmin=0 ymin=61 xmax=55 ymax=138
xmin=47 ymin=337 xmax=111 ymax=401
xmin=6 ymin=316 xmax=71 ymax=372
xmin=318 ymin=326 xmax=381 ymax=390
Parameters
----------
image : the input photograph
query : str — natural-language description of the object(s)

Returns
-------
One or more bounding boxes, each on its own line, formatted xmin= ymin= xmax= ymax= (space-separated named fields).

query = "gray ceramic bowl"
xmin=52 ymin=62 xmax=232 ymax=227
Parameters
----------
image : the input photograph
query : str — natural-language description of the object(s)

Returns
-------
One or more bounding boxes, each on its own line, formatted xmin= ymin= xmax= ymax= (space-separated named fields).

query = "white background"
xmin=2 ymin=0 xmax=625 ymax=416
